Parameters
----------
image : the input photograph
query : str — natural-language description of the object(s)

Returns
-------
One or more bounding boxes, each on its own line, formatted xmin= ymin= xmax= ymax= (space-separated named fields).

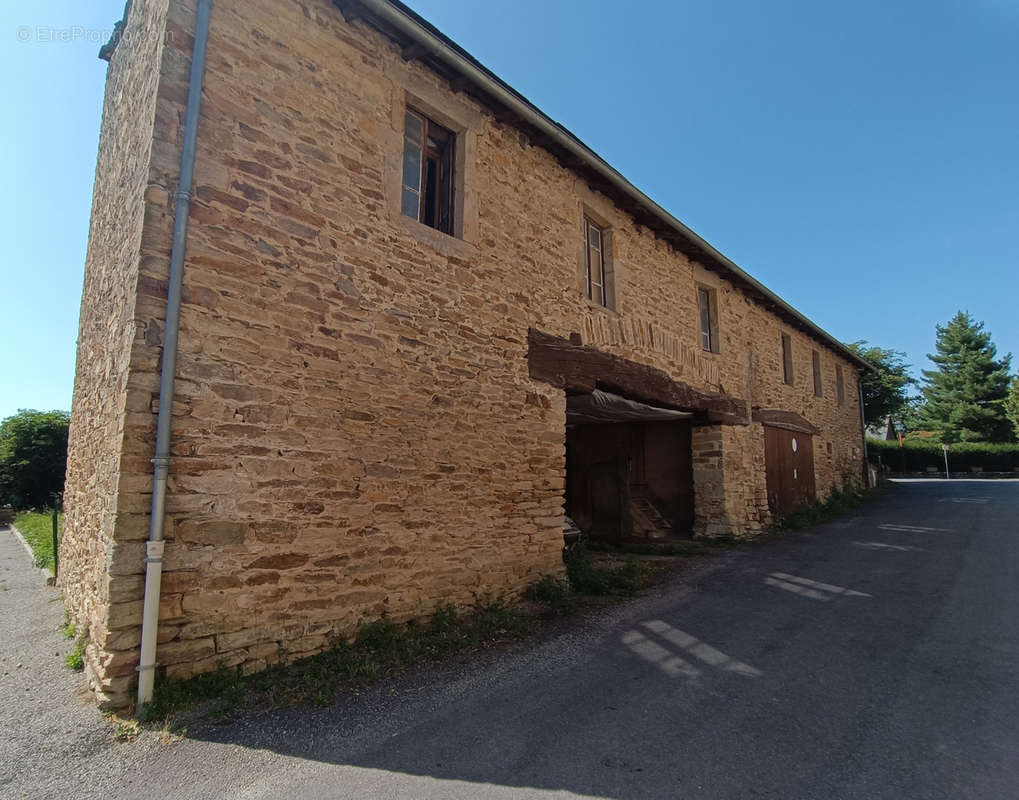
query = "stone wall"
xmin=59 ymin=0 xmax=171 ymax=709
xmin=64 ymin=0 xmax=864 ymax=706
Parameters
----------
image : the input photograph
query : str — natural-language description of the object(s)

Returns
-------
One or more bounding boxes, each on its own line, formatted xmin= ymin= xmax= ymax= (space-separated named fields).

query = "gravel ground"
xmin=0 ymin=527 xmax=150 ymax=798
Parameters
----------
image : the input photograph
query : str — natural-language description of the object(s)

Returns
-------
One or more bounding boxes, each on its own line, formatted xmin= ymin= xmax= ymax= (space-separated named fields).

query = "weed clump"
xmin=772 ymin=474 xmax=871 ymax=531
xmin=525 ymin=575 xmax=572 ymax=604
xmin=140 ymin=597 xmax=532 ymax=723
xmin=565 ymin=543 xmax=648 ymax=597
xmin=526 ymin=541 xmax=653 ymax=617
xmin=65 ymin=635 xmax=87 ymax=671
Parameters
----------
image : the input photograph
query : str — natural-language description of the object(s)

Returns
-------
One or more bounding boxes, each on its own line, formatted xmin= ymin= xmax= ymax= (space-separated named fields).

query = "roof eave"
xmin=343 ymin=0 xmax=873 ymax=372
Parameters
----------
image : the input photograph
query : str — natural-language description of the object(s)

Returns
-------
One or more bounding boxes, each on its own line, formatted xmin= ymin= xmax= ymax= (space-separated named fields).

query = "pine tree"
xmin=1005 ymin=376 xmax=1019 ymax=441
xmin=919 ymin=311 xmax=1012 ymax=443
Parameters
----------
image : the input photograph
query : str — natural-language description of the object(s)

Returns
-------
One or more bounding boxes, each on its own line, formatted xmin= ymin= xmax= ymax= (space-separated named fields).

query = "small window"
xmin=826 ymin=441 xmax=833 ymax=457
xmin=781 ymin=334 xmax=794 ymax=386
xmin=697 ymin=287 xmax=719 ymax=353
xmin=584 ymin=218 xmax=608 ymax=307
xmin=402 ymin=109 xmax=454 ymax=235
xmin=836 ymin=364 xmax=845 ymax=406
xmin=812 ymin=350 xmax=823 ymax=397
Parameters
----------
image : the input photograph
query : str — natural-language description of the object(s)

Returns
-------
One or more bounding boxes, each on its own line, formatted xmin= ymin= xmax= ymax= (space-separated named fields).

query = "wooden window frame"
xmin=584 ymin=216 xmax=612 ymax=309
xmin=781 ymin=333 xmax=794 ymax=386
xmin=697 ymin=286 xmax=720 ymax=354
xmin=402 ymin=108 xmax=455 ymax=235
xmin=812 ymin=350 xmax=823 ymax=397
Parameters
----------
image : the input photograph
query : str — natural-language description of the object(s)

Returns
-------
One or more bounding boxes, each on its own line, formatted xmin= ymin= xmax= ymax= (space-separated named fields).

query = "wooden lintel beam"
xmin=527 ymin=328 xmax=749 ymax=424
xmin=752 ymin=408 xmax=821 ymax=435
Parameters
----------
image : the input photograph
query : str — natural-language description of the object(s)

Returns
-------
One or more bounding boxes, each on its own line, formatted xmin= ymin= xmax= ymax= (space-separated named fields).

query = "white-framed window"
xmin=584 ymin=217 xmax=607 ymax=307
xmin=401 ymin=108 xmax=455 ymax=235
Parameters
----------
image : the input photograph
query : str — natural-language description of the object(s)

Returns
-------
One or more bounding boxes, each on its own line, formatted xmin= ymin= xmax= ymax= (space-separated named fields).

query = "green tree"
xmin=0 ymin=409 xmax=70 ymax=508
xmin=919 ymin=312 xmax=1012 ymax=443
xmin=846 ymin=341 xmax=915 ymax=427
xmin=900 ymin=396 xmax=928 ymax=434
xmin=1005 ymin=375 xmax=1019 ymax=440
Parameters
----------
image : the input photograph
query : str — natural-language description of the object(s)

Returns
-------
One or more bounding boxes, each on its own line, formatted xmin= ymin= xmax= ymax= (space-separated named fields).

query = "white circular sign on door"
xmin=791 ymin=437 xmax=798 ymax=452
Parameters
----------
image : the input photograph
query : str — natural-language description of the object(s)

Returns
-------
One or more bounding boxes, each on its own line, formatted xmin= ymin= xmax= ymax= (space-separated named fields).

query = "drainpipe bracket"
xmin=136 ymin=662 xmax=159 ymax=673
xmin=146 ymin=540 xmax=166 ymax=561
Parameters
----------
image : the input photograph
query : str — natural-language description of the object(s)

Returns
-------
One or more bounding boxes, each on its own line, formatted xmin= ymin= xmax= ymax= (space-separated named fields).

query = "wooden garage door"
xmin=764 ymin=426 xmax=816 ymax=518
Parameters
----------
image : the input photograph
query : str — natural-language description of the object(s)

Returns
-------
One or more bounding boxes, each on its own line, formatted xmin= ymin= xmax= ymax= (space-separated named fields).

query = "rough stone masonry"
xmin=60 ymin=0 xmax=865 ymax=709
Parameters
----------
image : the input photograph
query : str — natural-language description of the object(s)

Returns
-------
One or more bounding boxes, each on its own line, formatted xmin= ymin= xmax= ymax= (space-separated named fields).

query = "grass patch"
xmin=770 ymin=478 xmax=875 ymax=532
xmin=524 ymin=574 xmax=577 ymax=614
xmin=566 ymin=544 xmax=651 ymax=597
xmin=526 ymin=543 xmax=657 ymax=617
xmin=525 ymin=574 xmax=573 ymax=604
xmin=65 ymin=635 xmax=87 ymax=671
xmin=586 ymin=538 xmax=722 ymax=557
xmin=13 ymin=510 xmax=61 ymax=572
xmin=140 ymin=598 xmax=534 ymax=723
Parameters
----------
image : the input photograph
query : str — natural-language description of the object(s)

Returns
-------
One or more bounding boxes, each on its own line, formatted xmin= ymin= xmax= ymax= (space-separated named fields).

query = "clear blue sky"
xmin=2 ymin=0 xmax=1016 ymax=420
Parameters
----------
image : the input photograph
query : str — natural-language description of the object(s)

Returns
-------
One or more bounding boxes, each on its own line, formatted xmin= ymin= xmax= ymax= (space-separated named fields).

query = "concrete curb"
xmin=5 ymin=524 xmax=56 ymax=581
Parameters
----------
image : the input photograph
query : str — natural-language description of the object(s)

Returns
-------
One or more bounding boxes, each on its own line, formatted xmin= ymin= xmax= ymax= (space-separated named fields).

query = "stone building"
xmin=61 ymin=0 xmax=869 ymax=709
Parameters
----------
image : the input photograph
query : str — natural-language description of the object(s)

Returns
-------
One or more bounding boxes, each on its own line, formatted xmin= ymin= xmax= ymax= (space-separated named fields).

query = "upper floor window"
xmin=584 ymin=217 xmax=608 ymax=307
xmin=781 ymin=333 xmax=794 ymax=386
xmin=697 ymin=287 xmax=719 ymax=353
xmin=812 ymin=350 xmax=823 ymax=397
xmin=402 ymin=109 xmax=454 ymax=235
xmin=836 ymin=364 xmax=846 ymax=406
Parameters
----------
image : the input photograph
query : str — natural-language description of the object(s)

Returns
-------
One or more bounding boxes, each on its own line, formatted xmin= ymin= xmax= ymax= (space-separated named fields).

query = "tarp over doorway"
xmin=566 ymin=390 xmax=695 ymax=425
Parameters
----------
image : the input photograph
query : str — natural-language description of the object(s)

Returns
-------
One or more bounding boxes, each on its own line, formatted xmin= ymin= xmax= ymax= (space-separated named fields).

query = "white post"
xmin=942 ymin=444 xmax=950 ymax=480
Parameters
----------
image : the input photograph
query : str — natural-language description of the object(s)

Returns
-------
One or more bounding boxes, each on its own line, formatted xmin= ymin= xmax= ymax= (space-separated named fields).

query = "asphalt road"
xmin=2 ymin=479 xmax=1017 ymax=800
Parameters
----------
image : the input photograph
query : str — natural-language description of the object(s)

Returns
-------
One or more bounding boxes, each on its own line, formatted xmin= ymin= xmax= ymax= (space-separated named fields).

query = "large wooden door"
xmin=640 ymin=421 xmax=694 ymax=533
xmin=566 ymin=421 xmax=694 ymax=539
xmin=565 ymin=424 xmax=629 ymax=538
xmin=764 ymin=426 xmax=816 ymax=518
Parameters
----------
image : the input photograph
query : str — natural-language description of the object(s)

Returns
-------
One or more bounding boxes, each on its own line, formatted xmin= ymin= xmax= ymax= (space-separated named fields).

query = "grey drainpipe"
xmin=136 ymin=0 xmax=213 ymax=713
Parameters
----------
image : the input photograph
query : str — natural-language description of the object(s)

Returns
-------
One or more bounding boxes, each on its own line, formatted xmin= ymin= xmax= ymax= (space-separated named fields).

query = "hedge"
xmin=867 ymin=438 xmax=1019 ymax=473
